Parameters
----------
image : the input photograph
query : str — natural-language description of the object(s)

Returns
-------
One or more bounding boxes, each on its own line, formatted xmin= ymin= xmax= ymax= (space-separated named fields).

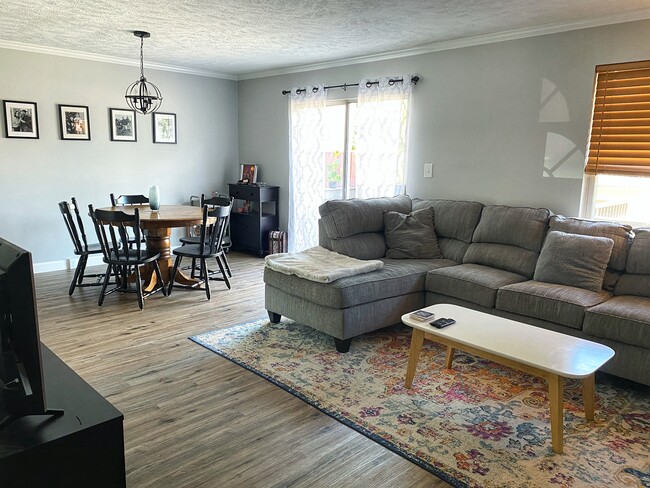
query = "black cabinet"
xmin=0 ymin=346 xmax=125 ymax=488
xmin=228 ymin=184 xmax=279 ymax=256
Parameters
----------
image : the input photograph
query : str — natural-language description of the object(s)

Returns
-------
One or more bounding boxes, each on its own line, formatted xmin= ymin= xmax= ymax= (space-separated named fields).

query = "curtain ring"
xmin=366 ymin=81 xmax=372 ymax=88
xmin=312 ymin=87 xmax=319 ymax=93
xmin=342 ymin=83 xmax=347 ymax=91
xmin=388 ymin=79 xmax=395 ymax=86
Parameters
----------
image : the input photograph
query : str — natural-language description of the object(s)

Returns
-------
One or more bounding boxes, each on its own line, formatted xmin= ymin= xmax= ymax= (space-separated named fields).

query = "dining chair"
xmin=109 ymin=193 xmax=149 ymax=248
xmin=110 ymin=193 xmax=149 ymax=206
xmin=88 ymin=204 xmax=167 ymax=310
xmin=168 ymin=200 xmax=233 ymax=300
xmin=180 ymin=194 xmax=233 ymax=279
xmin=58 ymin=197 xmax=107 ymax=296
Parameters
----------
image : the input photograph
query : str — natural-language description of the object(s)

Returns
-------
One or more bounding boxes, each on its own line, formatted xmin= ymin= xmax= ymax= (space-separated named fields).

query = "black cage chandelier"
xmin=125 ymin=31 xmax=163 ymax=115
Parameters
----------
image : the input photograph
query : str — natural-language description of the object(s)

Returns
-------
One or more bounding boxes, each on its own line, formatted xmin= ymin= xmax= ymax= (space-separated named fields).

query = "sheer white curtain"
xmin=354 ymin=75 xmax=413 ymax=199
xmin=288 ymin=86 xmax=326 ymax=252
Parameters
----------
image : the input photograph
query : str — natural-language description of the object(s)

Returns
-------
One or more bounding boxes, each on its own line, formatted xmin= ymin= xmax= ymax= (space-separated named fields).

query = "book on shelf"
xmin=409 ymin=310 xmax=435 ymax=322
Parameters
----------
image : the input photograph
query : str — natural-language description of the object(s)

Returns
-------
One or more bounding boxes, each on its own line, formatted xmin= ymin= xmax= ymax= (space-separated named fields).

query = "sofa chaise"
xmin=263 ymin=195 xmax=650 ymax=386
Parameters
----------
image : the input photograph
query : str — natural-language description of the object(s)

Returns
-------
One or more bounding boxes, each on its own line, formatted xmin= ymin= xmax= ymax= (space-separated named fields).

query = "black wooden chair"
xmin=88 ymin=204 xmax=166 ymax=310
xmin=110 ymin=193 xmax=149 ymax=206
xmin=180 ymin=194 xmax=233 ymax=279
xmin=109 ymin=193 xmax=149 ymax=248
xmin=58 ymin=197 xmax=106 ymax=296
xmin=168 ymin=200 xmax=233 ymax=300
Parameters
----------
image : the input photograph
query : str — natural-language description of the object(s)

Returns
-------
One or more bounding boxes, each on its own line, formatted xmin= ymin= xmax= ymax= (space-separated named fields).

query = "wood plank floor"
xmin=35 ymin=252 xmax=450 ymax=488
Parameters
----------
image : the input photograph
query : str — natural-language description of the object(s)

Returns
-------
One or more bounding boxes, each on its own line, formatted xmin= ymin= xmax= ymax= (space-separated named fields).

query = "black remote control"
xmin=430 ymin=318 xmax=456 ymax=329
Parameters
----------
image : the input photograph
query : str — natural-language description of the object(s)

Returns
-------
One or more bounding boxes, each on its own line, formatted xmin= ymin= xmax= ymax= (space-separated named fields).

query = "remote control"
xmin=430 ymin=318 xmax=456 ymax=329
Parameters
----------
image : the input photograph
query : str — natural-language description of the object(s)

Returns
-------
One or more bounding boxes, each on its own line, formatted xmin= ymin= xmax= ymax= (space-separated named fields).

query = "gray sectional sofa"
xmin=264 ymin=194 xmax=650 ymax=386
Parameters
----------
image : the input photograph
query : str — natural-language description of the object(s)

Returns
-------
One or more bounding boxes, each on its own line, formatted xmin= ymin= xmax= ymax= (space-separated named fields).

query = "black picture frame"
xmin=59 ymin=104 xmax=91 ymax=141
xmin=152 ymin=112 xmax=176 ymax=144
xmin=109 ymin=108 xmax=137 ymax=142
xmin=3 ymin=100 xmax=39 ymax=139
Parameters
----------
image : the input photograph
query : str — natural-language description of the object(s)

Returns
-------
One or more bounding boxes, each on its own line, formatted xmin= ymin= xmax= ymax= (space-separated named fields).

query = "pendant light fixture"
xmin=125 ymin=31 xmax=163 ymax=115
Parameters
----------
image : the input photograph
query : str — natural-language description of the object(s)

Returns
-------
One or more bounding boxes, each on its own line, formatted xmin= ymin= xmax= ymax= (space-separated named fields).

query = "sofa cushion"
xmin=626 ymin=227 xmax=650 ymax=274
xmin=549 ymin=215 xmax=632 ymax=272
xmin=319 ymin=195 xmax=411 ymax=239
xmin=534 ymin=230 xmax=614 ymax=292
xmin=463 ymin=205 xmax=551 ymax=277
xmin=325 ymin=232 xmax=387 ymax=260
xmin=384 ymin=207 xmax=442 ymax=259
xmin=614 ymin=274 xmax=650 ymax=299
xmin=411 ymin=199 xmax=484 ymax=262
xmin=264 ymin=258 xmax=456 ymax=309
xmin=496 ymin=281 xmax=612 ymax=330
xmin=584 ymin=295 xmax=650 ymax=349
xmin=426 ymin=263 xmax=528 ymax=308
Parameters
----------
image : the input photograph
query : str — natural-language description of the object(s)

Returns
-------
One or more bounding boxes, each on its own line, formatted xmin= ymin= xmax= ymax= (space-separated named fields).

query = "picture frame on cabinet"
xmin=59 ymin=104 xmax=91 ymax=140
xmin=3 ymin=100 xmax=39 ymax=139
xmin=240 ymin=164 xmax=258 ymax=183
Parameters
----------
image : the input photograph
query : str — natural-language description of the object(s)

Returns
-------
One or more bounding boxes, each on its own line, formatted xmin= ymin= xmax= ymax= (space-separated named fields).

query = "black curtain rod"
xmin=281 ymin=75 xmax=419 ymax=95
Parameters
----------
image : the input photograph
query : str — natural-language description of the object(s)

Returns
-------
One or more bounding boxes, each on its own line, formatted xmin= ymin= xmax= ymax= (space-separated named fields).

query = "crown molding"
xmin=237 ymin=10 xmax=650 ymax=80
xmin=0 ymin=39 xmax=238 ymax=80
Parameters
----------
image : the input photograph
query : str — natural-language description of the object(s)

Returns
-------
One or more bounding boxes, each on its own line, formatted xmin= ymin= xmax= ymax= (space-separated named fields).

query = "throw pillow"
xmin=383 ymin=207 xmax=442 ymax=259
xmin=534 ymin=230 xmax=614 ymax=292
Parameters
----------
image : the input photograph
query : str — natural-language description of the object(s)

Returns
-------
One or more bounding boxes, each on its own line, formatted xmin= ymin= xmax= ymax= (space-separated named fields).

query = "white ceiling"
xmin=1 ymin=1 xmax=650 ymax=79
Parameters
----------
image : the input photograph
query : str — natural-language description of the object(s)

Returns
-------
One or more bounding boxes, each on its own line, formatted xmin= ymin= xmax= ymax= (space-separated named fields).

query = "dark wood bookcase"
xmin=228 ymin=184 xmax=279 ymax=256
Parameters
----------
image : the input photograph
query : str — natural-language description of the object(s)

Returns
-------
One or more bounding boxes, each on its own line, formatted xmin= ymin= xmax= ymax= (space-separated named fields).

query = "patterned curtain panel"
xmin=354 ymin=76 xmax=413 ymax=199
xmin=288 ymin=86 xmax=326 ymax=252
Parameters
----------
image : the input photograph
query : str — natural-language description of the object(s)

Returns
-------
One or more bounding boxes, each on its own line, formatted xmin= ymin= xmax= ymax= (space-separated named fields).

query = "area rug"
xmin=190 ymin=319 xmax=650 ymax=488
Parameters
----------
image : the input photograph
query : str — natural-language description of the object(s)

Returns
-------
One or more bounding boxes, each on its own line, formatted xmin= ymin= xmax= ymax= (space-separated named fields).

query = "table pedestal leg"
xmin=583 ymin=374 xmax=595 ymax=421
xmin=405 ymin=329 xmax=424 ymax=389
xmin=548 ymin=374 xmax=564 ymax=454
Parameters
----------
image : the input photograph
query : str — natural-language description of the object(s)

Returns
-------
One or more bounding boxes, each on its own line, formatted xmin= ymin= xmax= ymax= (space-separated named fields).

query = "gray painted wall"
xmin=238 ymin=20 xmax=650 ymax=232
xmin=0 ymin=48 xmax=238 ymax=269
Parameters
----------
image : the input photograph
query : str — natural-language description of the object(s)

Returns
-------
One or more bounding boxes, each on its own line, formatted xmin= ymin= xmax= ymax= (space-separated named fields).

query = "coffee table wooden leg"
xmin=405 ymin=329 xmax=425 ymax=389
xmin=548 ymin=373 xmax=564 ymax=454
xmin=583 ymin=374 xmax=595 ymax=421
xmin=445 ymin=346 xmax=455 ymax=369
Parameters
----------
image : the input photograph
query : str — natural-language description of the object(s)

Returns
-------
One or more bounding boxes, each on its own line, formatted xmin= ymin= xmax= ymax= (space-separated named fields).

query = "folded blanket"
xmin=264 ymin=246 xmax=384 ymax=283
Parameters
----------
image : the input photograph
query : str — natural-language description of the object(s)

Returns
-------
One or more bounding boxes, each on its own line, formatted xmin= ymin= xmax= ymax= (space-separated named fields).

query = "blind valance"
xmin=585 ymin=60 xmax=650 ymax=176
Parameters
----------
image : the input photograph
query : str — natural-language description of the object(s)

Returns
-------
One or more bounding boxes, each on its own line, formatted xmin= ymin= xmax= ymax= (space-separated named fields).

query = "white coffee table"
xmin=401 ymin=304 xmax=615 ymax=454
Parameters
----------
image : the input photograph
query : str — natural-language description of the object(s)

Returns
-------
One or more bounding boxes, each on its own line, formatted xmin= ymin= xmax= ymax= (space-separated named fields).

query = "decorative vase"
xmin=149 ymin=185 xmax=160 ymax=211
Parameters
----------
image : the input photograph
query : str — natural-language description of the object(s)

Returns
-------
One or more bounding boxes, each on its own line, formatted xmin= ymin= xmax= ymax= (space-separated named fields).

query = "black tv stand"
xmin=0 ymin=346 xmax=125 ymax=487
xmin=0 ymin=407 xmax=64 ymax=430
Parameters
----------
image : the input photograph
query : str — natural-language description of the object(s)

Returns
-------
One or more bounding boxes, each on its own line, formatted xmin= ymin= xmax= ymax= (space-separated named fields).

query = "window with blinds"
xmin=585 ymin=60 xmax=650 ymax=176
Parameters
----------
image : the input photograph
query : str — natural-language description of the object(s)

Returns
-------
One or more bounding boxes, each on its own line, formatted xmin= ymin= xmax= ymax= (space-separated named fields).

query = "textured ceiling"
xmin=1 ymin=0 xmax=650 ymax=78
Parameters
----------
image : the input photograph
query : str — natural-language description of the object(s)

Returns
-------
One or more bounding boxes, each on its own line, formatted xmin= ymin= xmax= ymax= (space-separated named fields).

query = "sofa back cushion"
xmin=549 ymin=216 xmax=632 ymax=272
xmin=411 ymin=198 xmax=484 ymax=262
xmin=614 ymin=227 xmax=650 ymax=298
xmin=463 ymin=205 xmax=551 ymax=277
xmin=319 ymin=194 xmax=411 ymax=240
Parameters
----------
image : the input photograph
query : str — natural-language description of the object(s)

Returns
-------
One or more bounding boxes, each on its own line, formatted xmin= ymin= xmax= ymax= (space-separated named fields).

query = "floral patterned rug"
xmin=190 ymin=319 xmax=650 ymax=488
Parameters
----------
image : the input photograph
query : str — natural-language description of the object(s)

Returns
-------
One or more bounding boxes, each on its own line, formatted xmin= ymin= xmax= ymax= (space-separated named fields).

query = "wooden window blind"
xmin=585 ymin=60 xmax=650 ymax=176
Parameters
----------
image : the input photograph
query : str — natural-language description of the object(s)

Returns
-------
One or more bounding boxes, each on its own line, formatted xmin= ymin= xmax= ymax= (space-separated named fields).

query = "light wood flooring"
xmin=35 ymin=252 xmax=449 ymax=488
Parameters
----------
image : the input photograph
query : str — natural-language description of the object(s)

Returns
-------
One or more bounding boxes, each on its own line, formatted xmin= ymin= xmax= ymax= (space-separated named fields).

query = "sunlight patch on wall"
xmin=543 ymin=132 xmax=584 ymax=178
xmin=539 ymin=78 xmax=570 ymax=123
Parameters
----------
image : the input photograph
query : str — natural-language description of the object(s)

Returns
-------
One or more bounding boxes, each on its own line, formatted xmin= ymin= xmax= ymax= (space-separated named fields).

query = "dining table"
xmin=99 ymin=204 xmax=214 ymax=292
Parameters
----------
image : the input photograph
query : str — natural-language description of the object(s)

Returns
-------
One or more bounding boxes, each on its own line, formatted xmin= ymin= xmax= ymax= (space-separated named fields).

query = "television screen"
xmin=0 ymin=237 xmax=48 ymax=428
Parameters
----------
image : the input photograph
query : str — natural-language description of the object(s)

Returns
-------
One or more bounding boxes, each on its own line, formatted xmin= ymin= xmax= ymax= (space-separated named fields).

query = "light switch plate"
xmin=424 ymin=163 xmax=433 ymax=178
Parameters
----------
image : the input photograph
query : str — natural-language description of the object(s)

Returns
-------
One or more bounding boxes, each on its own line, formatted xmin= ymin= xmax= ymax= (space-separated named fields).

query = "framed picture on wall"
xmin=59 ymin=104 xmax=91 ymax=140
xmin=109 ymin=108 xmax=136 ymax=142
xmin=3 ymin=100 xmax=39 ymax=139
xmin=239 ymin=164 xmax=258 ymax=183
xmin=152 ymin=112 xmax=176 ymax=144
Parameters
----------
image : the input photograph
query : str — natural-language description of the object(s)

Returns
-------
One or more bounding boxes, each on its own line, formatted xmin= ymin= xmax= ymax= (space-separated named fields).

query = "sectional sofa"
xmin=263 ymin=195 xmax=650 ymax=386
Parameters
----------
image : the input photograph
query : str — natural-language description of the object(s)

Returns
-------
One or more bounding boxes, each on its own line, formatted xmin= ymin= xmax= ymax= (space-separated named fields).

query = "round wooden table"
xmin=100 ymin=204 xmax=214 ymax=291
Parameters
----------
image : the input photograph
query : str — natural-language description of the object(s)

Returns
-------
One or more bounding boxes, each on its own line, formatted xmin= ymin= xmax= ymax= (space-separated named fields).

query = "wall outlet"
xmin=424 ymin=163 xmax=433 ymax=178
